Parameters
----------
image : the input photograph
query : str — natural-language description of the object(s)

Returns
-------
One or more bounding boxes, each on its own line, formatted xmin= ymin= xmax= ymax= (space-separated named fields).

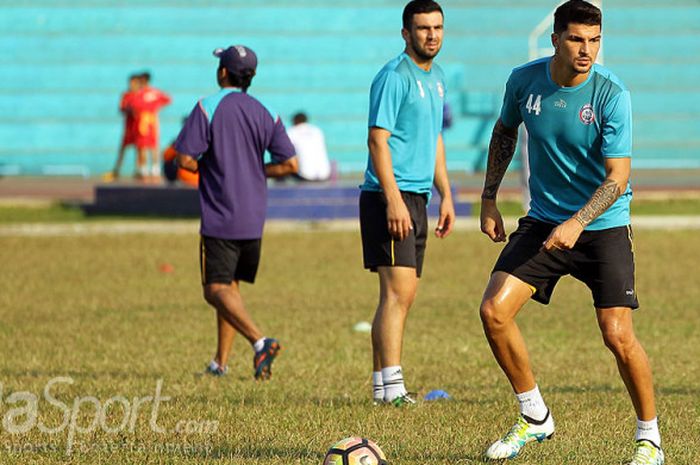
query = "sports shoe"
xmin=390 ymin=393 xmax=416 ymax=407
xmin=484 ymin=410 xmax=555 ymax=460
xmin=253 ymin=338 xmax=281 ymax=380
xmin=101 ymin=172 xmax=117 ymax=182
xmin=205 ymin=360 xmax=227 ymax=376
xmin=628 ymin=440 xmax=664 ymax=465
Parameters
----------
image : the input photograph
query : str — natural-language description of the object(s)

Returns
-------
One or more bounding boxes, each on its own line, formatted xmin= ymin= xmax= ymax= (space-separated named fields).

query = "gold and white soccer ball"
xmin=323 ymin=437 xmax=388 ymax=465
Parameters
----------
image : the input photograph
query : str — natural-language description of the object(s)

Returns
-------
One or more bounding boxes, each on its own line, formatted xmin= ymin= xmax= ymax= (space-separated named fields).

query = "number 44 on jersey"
xmin=526 ymin=94 xmax=542 ymax=116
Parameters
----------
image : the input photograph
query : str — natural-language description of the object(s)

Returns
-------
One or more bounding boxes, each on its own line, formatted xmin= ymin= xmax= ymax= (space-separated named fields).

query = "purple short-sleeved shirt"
xmin=175 ymin=88 xmax=295 ymax=239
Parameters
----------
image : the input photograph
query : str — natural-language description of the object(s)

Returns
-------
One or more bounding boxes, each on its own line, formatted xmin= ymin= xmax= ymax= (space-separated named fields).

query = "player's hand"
xmin=386 ymin=198 xmax=412 ymax=241
xmin=542 ymin=218 xmax=584 ymax=252
xmin=435 ymin=196 xmax=455 ymax=238
xmin=480 ymin=199 xmax=506 ymax=242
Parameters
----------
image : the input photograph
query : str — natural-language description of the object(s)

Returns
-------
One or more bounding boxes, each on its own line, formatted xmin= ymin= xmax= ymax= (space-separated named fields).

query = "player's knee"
xmin=203 ymin=284 xmax=225 ymax=307
xmin=203 ymin=288 xmax=216 ymax=306
xmin=380 ymin=290 xmax=414 ymax=313
xmin=479 ymin=299 xmax=510 ymax=333
xmin=600 ymin=325 xmax=636 ymax=355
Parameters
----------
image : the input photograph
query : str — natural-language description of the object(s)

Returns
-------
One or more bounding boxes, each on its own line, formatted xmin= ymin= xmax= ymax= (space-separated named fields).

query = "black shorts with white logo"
xmin=359 ymin=190 xmax=428 ymax=277
xmin=493 ymin=216 xmax=639 ymax=309
xmin=200 ymin=235 xmax=261 ymax=285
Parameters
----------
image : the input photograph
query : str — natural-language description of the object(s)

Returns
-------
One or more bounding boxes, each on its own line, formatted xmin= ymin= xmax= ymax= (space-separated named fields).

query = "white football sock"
xmin=636 ymin=417 xmax=661 ymax=447
xmin=372 ymin=371 xmax=384 ymax=402
xmin=253 ymin=338 xmax=266 ymax=353
xmin=381 ymin=366 xmax=407 ymax=402
xmin=516 ymin=385 xmax=549 ymax=422
xmin=208 ymin=359 xmax=227 ymax=373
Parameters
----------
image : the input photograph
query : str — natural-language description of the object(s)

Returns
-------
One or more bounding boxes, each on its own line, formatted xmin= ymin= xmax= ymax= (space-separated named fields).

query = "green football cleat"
xmin=628 ymin=440 xmax=664 ymax=465
xmin=484 ymin=411 xmax=554 ymax=460
xmin=390 ymin=393 xmax=416 ymax=407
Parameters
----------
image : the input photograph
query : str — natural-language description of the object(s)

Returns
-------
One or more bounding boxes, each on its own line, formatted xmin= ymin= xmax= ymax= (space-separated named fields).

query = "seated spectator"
xmin=286 ymin=112 xmax=332 ymax=182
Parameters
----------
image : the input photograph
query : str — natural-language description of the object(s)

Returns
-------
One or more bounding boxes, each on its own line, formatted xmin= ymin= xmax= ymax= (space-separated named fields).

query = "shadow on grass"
xmin=547 ymin=383 xmax=700 ymax=396
xmin=0 ymin=368 xmax=185 ymax=381
xmin=204 ymin=443 xmax=487 ymax=463
xmin=194 ymin=443 xmax=324 ymax=462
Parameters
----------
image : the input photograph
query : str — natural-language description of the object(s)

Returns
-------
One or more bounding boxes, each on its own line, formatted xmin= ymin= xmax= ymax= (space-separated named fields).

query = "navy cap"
xmin=213 ymin=45 xmax=257 ymax=76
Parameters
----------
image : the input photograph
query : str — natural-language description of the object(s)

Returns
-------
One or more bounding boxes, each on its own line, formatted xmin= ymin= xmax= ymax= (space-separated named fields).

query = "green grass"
xmin=471 ymin=197 xmax=700 ymax=218
xmin=0 ymin=203 xmax=87 ymax=223
xmin=0 ymin=228 xmax=698 ymax=464
xmin=632 ymin=197 xmax=700 ymax=215
xmin=1 ymin=196 xmax=698 ymax=224
xmin=0 ymin=203 xmax=198 ymax=224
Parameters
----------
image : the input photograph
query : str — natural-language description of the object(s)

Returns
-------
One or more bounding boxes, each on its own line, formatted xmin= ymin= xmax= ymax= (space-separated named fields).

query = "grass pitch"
xmin=2 ymin=195 xmax=700 ymax=224
xmin=0 ymin=228 xmax=698 ymax=464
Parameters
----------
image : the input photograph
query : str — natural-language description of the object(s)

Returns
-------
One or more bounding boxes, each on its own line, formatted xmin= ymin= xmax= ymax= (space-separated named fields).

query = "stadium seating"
xmin=1 ymin=1 xmax=699 ymax=176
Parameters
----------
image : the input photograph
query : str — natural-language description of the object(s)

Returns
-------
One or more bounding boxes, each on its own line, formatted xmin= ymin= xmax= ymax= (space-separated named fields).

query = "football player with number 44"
xmin=477 ymin=1 xmax=664 ymax=464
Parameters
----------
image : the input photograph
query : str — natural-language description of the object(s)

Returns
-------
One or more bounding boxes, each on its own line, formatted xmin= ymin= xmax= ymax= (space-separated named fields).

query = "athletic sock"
xmin=516 ymin=385 xmax=549 ymax=422
xmin=372 ymin=371 xmax=384 ymax=402
xmin=253 ymin=338 xmax=266 ymax=353
xmin=636 ymin=417 xmax=661 ymax=448
xmin=208 ymin=359 xmax=227 ymax=373
xmin=381 ymin=366 xmax=407 ymax=402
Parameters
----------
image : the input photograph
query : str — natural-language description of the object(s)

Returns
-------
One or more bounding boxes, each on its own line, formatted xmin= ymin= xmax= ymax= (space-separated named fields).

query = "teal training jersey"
xmin=362 ymin=52 xmax=446 ymax=196
xmin=501 ymin=57 xmax=633 ymax=230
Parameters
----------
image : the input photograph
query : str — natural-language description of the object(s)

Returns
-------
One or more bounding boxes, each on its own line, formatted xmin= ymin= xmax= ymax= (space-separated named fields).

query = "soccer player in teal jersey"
xmin=359 ymin=0 xmax=455 ymax=407
xmin=478 ymin=2 xmax=663 ymax=464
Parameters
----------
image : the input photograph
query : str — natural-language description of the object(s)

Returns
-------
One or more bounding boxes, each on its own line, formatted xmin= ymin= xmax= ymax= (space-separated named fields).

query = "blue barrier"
xmin=85 ymin=184 xmax=472 ymax=219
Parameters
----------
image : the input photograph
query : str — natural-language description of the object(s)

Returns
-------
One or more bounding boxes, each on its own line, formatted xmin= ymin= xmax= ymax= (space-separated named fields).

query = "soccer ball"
xmin=323 ymin=437 xmax=388 ymax=465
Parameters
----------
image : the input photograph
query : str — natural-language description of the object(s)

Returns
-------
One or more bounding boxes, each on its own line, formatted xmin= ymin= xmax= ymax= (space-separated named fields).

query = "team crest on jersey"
xmin=579 ymin=104 xmax=595 ymax=125
xmin=437 ymin=82 xmax=444 ymax=98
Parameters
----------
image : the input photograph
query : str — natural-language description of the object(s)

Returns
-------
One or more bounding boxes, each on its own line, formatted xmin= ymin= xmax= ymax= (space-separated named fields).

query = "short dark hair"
xmin=402 ymin=0 xmax=443 ymax=30
xmin=139 ymin=71 xmax=151 ymax=83
xmin=292 ymin=112 xmax=308 ymax=125
xmin=553 ymin=0 xmax=602 ymax=34
xmin=220 ymin=66 xmax=255 ymax=92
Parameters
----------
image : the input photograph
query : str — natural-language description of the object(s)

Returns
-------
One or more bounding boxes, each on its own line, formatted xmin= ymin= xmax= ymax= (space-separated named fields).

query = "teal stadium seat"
xmin=0 ymin=0 xmax=698 ymax=175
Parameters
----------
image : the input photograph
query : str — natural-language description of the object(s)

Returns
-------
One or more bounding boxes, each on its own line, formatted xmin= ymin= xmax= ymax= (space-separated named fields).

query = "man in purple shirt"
xmin=174 ymin=45 xmax=298 ymax=380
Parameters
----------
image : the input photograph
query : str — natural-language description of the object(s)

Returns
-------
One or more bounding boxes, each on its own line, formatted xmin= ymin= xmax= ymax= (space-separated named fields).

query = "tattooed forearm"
xmin=573 ymin=178 xmax=622 ymax=227
xmin=481 ymin=121 xmax=517 ymax=200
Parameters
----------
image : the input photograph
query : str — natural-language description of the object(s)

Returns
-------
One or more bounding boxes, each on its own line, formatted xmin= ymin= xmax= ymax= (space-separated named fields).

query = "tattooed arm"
xmin=543 ymin=157 xmax=631 ymax=251
xmin=482 ymin=120 xmax=518 ymax=201
xmin=480 ymin=119 xmax=519 ymax=242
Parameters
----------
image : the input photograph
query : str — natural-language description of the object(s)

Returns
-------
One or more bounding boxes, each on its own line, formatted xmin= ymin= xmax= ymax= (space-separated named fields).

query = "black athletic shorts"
xmin=200 ymin=235 xmax=262 ymax=285
xmin=493 ymin=216 xmax=639 ymax=309
xmin=359 ymin=190 xmax=428 ymax=277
